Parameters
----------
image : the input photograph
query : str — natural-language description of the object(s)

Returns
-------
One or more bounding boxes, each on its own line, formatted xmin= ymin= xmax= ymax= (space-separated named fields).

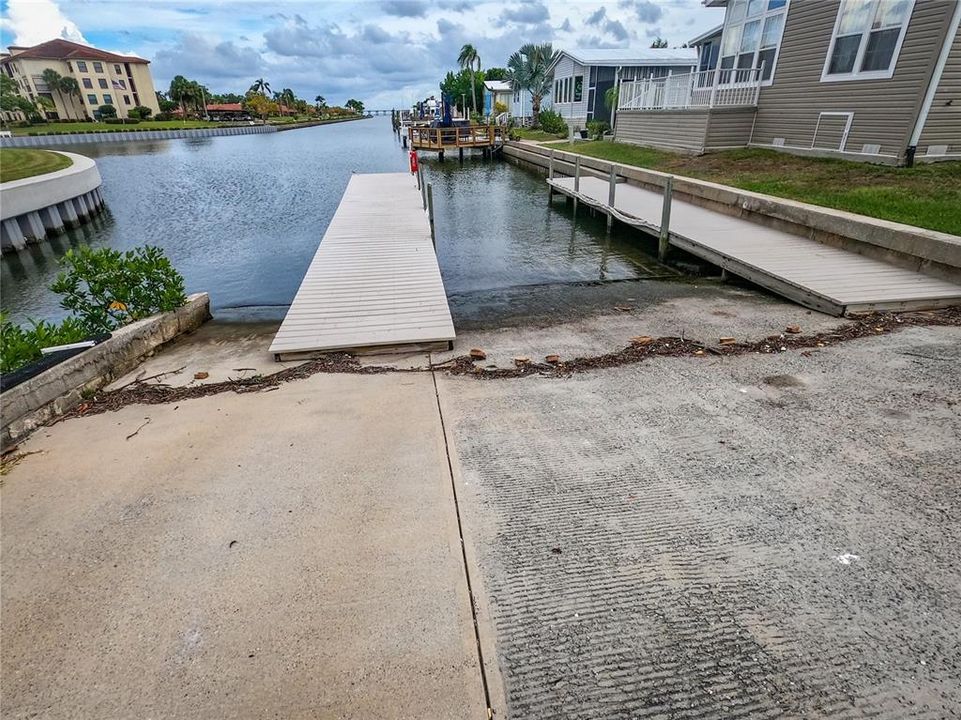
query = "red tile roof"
xmin=206 ymin=103 xmax=244 ymax=112
xmin=2 ymin=39 xmax=149 ymax=65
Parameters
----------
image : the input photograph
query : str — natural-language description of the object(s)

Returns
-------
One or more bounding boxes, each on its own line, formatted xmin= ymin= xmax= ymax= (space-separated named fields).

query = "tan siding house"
xmin=614 ymin=0 xmax=961 ymax=165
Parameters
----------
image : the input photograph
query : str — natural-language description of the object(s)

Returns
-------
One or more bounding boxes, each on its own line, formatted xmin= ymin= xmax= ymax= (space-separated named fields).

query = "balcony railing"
xmin=618 ymin=67 xmax=763 ymax=111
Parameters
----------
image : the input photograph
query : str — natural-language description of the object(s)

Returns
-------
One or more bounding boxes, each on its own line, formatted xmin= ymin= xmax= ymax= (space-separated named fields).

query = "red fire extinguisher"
xmin=409 ymin=150 xmax=419 ymax=174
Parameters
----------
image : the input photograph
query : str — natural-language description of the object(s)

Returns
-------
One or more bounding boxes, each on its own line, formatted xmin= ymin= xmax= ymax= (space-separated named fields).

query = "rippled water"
xmin=1 ymin=117 xmax=667 ymax=326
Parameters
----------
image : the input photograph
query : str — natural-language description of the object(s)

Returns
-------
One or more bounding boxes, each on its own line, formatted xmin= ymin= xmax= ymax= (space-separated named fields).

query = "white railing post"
xmin=709 ymin=67 xmax=720 ymax=108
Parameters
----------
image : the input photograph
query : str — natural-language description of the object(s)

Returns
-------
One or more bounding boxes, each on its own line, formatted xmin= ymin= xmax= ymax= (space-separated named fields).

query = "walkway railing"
xmin=618 ymin=67 xmax=763 ymax=111
xmin=408 ymin=125 xmax=505 ymax=150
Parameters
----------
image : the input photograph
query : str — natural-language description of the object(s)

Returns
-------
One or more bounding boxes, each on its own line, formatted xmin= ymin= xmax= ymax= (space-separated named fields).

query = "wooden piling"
xmin=659 ymin=176 xmax=673 ymax=261
xmin=607 ymin=167 xmax=617 ymax=233
xmin=573 ymin=156 xmax=581 ymax=217
xmin=427 ymin=183 xmax=436 ymax=248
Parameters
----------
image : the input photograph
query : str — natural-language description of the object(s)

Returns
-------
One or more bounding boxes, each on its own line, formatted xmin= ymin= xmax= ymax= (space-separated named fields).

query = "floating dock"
xmin=270 ymin=173 xmax=455 ymax=359
xmin=548 ymin=175 xmax=961 ymax=316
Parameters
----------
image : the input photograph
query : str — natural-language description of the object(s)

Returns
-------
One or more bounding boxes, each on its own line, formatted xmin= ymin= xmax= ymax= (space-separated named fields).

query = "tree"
xmin=249 ymin=78 xmax=271 ymax=96
xmin=457 ymin=43 xmax=481 ymax=115
xmin=650 ymin=37 xmax=669 ymax=48
xmin=98 ymin=104 xmax=117 ymax=118
xmin=169 ymin=75 xmax=196 ymax=117
xmin=0 ymin=74 xmax=39 ymax=121
xmin=59 ymin=76 xmax=82 ymax=120
xmin=129 ymin=105 xmax=153 ymax=119
xmin=40 ymin=68 xmax=68 ymax=119
xmin=506 ymin=43 xmax=558 ymax=128
xmin=244 ymin=93 xmax=276 ymax=120
xmin=604 ymin=86 xmax=619 ymax=110
xmin=439 ymin=69 xmax=486 ymax=117
xmin=345 ymin=98 xmax=364 ymax=114
xmin=315 ymin=95 xmax=326 ymax=110
xmin=484 ymin=67 xmax=509 ymax=81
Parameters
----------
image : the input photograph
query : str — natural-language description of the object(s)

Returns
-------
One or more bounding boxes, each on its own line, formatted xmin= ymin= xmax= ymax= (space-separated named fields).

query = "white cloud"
xmin=2 ymin=0 xmax=88 ymax=46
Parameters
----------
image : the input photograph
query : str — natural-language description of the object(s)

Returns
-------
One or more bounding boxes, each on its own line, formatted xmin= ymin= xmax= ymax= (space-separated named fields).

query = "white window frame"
xmin=718 ymin=0 xmax=790 ymax=87
xmin=820 ymin=0 xmax=916 ymax=83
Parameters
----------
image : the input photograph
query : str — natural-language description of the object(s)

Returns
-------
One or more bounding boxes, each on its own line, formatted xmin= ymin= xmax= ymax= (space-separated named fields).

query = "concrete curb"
xmin=1 ymin=292 xmax=210 ymax=450
xmin=504 ymin=142 xmax=961 ymax=282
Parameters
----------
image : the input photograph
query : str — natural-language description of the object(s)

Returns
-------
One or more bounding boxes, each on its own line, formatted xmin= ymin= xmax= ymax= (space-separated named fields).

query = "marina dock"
xmin=548 ymin=174 xmax=961 ymax=316
xmin=270 ymin=173 xmax=455 ymax=359
xmin=407 ymin=125 xmax=505 ymax=159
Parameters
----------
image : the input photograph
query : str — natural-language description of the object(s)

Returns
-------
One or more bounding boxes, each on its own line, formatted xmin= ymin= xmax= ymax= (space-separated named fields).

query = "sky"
xmin=0 ymin=0 xmax=724 ymax=108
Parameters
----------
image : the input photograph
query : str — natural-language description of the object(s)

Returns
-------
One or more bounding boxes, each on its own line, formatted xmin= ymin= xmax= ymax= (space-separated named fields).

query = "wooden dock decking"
xmin=408 ymin=125 xmax=504 ymax=155
xmin=270 ymin=173 xmax=455 ymax=359
xmin=548 ymin=175 xmax=961 ymax=316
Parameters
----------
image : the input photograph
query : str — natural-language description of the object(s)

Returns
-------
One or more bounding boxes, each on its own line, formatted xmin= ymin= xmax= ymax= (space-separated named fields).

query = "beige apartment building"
xmin=1 ymin=38 xmax=161 ymax=121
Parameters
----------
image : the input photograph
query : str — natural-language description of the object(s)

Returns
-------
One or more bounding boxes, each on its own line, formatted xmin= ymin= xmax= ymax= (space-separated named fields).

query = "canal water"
xmin=1 ymin=117 xmax=668 ymax=327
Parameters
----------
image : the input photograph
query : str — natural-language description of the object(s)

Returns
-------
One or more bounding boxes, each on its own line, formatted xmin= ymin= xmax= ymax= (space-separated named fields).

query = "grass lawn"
xmin=514 ymin=128 xmax=566 ymax=142
xmin=9 ymin=120 xmax=230 ymax=136
xmin=0 ymin=148 xmax=73 ymax=183
xmin=542 ymin=142 xmax=961 ymax=235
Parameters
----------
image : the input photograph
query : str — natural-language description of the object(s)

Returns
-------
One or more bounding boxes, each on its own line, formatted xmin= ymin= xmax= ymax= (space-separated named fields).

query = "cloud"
xmin=436 ymin=0 xmax=472 ymax=10
xmin=380 ymin=1 xmax=429 ymax=18
xmin=605 ymin=19 xmax=630 ymax=42
xmin=153 ymin=33 xmax=264 ymax=82
xmin=559 ymin=18 xmax=573 ymax=33
xmin=633 ymin=0 xmax=664 ymax=24
xmin=1 ymin=0 xmax=87 ymax=45
xmin=498 ymin=2 xmax=550 ymax=26
xmin=585 ymin=7 xmax=606 ymax=26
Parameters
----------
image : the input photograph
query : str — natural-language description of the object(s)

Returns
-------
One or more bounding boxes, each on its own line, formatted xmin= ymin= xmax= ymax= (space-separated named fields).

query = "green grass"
xmin=0 ymin=148 xmax=73 ymax=183
xmin=514 ymin=128 xmax=566 ymax=142
xmin=543 ymin=142 xmax=961 ymax=235
xmin=10 ymin=120 xmax=230 ymax=136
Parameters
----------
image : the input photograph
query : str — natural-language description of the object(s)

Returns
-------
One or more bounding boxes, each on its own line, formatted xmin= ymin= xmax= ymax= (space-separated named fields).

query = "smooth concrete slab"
xmin=1 ymin=373 xmax=487 ymax=719
xmin=550 ymin=175 xmax=961 ymax=315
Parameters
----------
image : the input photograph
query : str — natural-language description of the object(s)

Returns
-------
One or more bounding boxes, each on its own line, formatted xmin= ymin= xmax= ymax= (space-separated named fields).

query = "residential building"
xmin=0 ymin=38 xmax=161 ymax=121
xmin=615 ymin=0 xmax=961 ymax=165
xmin=483 ymin=80 xmax=513 ymax=120
xmin=549 ymin=48 xmax=699 ymax=130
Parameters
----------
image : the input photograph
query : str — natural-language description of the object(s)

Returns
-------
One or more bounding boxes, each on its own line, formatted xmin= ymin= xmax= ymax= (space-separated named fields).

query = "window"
xmin=76 ymin=61 xmax=87 ymax=72
xmin=87 ymin=94 xmax=97 ymax=105
xmin=93 ymin=62 xmax=104 ymax=73
xmin=103 ymin=94 xmax=113 ymax=105
xmin=114 ymin=64 xmax=122 ymax=74
xmin=719 ymin=0 xmax=788 ymax=83
xmin=98 ymin=78 xmax=108 ymax=89
xmin=823 ymin=0 xmax=913 ymax=80
xmin=82 ymin=78 xmax=92 ymax=89
xmin=573 ymin=75 xmax=583 ymax=102
xmin=123 ymin=94 xmax=131 ymax=105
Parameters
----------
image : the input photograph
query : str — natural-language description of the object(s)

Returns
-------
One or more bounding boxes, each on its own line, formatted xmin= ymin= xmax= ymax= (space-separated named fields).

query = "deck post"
xmin=459 ymin=147 xmax=464 ymax=162
xmin=420 ymin=167 xmax=427 ymax=210
xmin=548 ymin=150 xmax=555 ymax=180
xmin=607 ymin=167 xmax=617 ymax=233
xmin=659 ymin=176 xmax=673 ymax=261
xmin=427 ymin=183 xmax=436 ymax=248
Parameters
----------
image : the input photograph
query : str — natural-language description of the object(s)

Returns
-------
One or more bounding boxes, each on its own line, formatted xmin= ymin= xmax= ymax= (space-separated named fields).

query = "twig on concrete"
xmin=113 ymin=366 xmax=186 ymax=392
xmin=125 ymin=418 xmax=151 ymax=441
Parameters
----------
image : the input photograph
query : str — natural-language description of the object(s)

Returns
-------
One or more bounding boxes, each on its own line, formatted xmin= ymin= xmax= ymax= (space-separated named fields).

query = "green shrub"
xmin=97 ymin=104 xmax=117 ymax=119
xmin=104 ymin=117 xmax=139 ymax=125
xmin=51 ymin=246 xmax=186 ymax=334
xmin=586 ymin=120 xmax=610 ymax=140
xmin=537 ymin=109 xmax=567 ymax=135
xmin=128 ymin=105 xmax=152 ymax=120
xmin=0 ymin=314 xmax=89 ymax=374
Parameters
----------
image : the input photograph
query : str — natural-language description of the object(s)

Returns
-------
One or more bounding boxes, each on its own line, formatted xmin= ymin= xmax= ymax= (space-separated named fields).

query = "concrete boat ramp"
xmin=549 ymin=174 xmax=961 ymax=316
xmin=270 ymin=172 xmax=454 ymax=359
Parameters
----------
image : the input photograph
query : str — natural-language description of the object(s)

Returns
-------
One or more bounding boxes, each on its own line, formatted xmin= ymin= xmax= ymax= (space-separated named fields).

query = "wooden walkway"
xmin=549 ymin=175 xmax=961 ymax=316
xmin=270 ymin=173 xmax=455 ymax=359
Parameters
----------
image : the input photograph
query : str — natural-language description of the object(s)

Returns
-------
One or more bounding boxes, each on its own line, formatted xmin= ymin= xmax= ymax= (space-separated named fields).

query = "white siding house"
xmin=550 ymin=48 xmax=698 ymax=130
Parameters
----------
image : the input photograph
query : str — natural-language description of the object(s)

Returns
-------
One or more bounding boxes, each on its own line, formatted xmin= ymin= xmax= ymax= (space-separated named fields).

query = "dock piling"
xmin=420 ymin=167 xmax=427 ymax=209
xmin=427 ymin=182 xmax=436 ymax=248
xmin=659 ymin=176 xmax=673 ymax=261
xmin=607 ymin=167 xmax=617 ymax=233
xmin=548 ymin=150 xmax=555 ymax=203
xmin=573 ymin=156 xmax=581 ymax=217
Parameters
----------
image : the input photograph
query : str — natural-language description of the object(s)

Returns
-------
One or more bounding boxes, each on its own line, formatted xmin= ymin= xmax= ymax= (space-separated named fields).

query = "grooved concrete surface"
xmin=439 ymin=325 xmax=961 ymax=719
xmin=1 ymin=373 xmax=486 ymax=719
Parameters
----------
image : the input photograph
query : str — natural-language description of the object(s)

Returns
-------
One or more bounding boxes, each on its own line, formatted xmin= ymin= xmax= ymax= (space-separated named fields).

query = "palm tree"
xmin=58 ymin=76 xmax=82 ymax=120
xmin=314 ymin=95 xmax=326 ymax=109
xmin=250 ymin=78 xmax=271 ymax=97
xmin=506 ymin=43 xmax=558 ymax=128
xmin=168 ymin=75 xmax=196 ymax=118
xmin=280 ymin=88 xmax=296 ymax=113
xmin=458 ymin=44 xmax=481 ymax=117
xmin=40 ymin=68 xmax=68 ymax=119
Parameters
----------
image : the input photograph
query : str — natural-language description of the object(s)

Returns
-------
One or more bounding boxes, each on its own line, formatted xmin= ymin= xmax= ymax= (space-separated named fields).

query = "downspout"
xmin=906 ymin=0 xmax=961 ymax=166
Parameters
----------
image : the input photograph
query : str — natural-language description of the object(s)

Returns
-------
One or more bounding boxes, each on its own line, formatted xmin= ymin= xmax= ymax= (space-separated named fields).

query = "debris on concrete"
xmin=719 ymin=336 xmax=736 ymax=345
xmin=469 ymin=348 xmax=487 ymax=360
xmin=786 ymin=324 xmax=802 ymax=334
xmin=193 ymin=371 xmax=210 ymax=380
xmin=545 ymin=354 xmax=561 ymax=364
xmin=513 ymin=357 xmax=531 ymax=367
